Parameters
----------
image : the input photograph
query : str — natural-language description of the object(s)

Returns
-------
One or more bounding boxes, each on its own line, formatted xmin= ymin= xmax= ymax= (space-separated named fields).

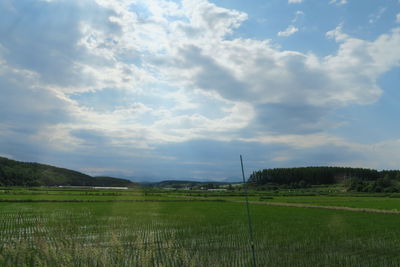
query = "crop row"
xmin=1 ymin=202 xmax=400 ymax=266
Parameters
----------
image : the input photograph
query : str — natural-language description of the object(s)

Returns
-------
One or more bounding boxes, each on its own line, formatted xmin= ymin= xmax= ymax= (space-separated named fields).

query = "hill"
xmin=0 ymin=157 xmax=135 ymax=187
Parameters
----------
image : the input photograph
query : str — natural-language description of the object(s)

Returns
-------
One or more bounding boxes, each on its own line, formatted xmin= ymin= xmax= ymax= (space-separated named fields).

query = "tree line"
xmin=248 ymin=166 xmax=400 ymax=192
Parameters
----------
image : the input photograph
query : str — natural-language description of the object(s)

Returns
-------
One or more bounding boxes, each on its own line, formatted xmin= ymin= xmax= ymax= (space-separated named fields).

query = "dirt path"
xmin=229 ymin=200 xmax=400 ymax=214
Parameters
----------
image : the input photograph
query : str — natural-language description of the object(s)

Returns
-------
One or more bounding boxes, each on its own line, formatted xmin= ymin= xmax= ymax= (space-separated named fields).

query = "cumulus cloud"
xmin=288 ymin=0 xmax=303 ymax=3
xmin=0 ymin=1 xmax=121 ymax=88
xmin=166 ymin=25 xmax=400 ymax=133
xmin=325 ymin=26 xmax=400 ymax=87
xmin=0 ymin=0 xmax=357 ymax=143
xmin=326 ymin=24 xmax=349 ymax=41
xmin=396 ymin=13 xmax=400 ymax=23
xmin=278 ymin=25 xmax=299 ymax=37
xmin=3 ymin=1 xmax=400 ymax=139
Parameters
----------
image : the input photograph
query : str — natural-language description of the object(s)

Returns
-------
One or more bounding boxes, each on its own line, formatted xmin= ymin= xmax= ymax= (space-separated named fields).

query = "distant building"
xmin=58 ymin=186 xmax=128 ymax=190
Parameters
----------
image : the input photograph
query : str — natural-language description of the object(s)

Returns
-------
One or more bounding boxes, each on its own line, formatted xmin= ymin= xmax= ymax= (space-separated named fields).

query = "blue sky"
xmin=1 ymin=0 xmax=400 ymax=181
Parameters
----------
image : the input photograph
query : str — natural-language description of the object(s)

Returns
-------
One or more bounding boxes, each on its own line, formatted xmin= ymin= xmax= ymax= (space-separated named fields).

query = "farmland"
xmin=1 ymin=188 xmax=400 ymax=266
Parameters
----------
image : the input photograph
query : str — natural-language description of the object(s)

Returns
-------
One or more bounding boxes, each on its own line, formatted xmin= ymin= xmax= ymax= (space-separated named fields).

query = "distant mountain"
xmin=0 ymin=157 xmax=136 ymax=187
xmin=130 ymin=176 xmax=236 ymax=183
xmin=91 ymin=176 xmax=136 ymax=187
xmin=142 ymin=180 xmax=236 ymax=189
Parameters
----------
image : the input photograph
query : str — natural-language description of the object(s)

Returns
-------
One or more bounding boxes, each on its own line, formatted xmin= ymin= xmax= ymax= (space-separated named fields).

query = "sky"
xmin=1 ymin=0 xmax=400 ymax=182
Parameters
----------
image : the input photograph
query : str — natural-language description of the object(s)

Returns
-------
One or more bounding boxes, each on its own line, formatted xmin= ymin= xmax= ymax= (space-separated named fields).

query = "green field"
xmin=261 ymin=195 xmax=400 ymax=211
xmin=1 ymin=188 xmax=400 ymax=266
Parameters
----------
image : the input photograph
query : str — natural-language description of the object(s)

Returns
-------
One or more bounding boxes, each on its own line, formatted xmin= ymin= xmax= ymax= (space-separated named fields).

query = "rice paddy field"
xmin=1 ymin=188 xmax=400 ymax=266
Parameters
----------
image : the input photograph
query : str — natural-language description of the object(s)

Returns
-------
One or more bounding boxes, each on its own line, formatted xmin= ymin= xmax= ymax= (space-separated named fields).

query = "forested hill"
xmin=248 ymin=166 xmax=400 ymax=186
xmin=0 ymin=157 xmax=135 ymax=187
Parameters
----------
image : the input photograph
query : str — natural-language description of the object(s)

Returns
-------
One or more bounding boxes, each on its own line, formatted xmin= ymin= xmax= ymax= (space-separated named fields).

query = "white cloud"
xmin=2 ymin=0 xmax=400 ymax=177
xmin=326 ymin=24 xmax=349 ymax=41
xmin=396 ymin=13 xmax=400 ymax=23
xmin=292 ymin=10 xmax=305 ymax=23
xmin=288 ymin=0 xmax=303 ymax=3
xmin=3 ymin=1 xmax=400 ymax=141
xmin=278 ymin=25 xmax=299 ymax=37
xmin=369 ymin=7 xmax=386 ymax=24
xmin=168 ymin=24 xmax=400 ymax=134
xmin=329 ymin=0 xmax=348 ymax=6
xmin=325 ymin=26 xmax=400 ymax=83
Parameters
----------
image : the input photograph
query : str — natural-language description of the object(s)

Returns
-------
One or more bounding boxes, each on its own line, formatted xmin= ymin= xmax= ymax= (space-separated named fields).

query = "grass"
xmin=1 ymin=195 xmax=400 ymax=266
xmin=0 ymin=188 xmax=184 ymax=201
xmin=260 ymin=195 xmax=400 ymax=211
xmin=0 ymin=193 xmax=180 ymax=201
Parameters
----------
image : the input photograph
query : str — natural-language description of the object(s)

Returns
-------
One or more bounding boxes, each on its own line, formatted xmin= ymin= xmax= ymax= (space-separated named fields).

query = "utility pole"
xmin=240 ymin=155 xmax=256 ymax=267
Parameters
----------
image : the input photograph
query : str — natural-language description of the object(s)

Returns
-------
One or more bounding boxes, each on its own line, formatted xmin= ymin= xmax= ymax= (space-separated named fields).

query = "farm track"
xmin=229 ymin=200 xmax=400 ymax=214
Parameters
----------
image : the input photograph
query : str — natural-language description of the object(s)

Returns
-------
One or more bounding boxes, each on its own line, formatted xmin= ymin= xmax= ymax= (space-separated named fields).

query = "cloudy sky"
xmin=1 ymin=0 xmax=400 ymax=181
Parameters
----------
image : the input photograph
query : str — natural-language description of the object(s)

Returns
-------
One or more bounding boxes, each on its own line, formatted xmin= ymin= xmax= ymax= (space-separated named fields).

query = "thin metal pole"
xmin=240 ymin=155 xmax=256 ymax=267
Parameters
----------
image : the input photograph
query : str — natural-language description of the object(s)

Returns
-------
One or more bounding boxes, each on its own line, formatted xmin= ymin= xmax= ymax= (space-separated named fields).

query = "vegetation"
xmin=143 ymin=180 xmax=234 ymax=190
xmin=2 ymin=158 xmax=400 ymax=265
xmin=0 ymin=187 xmax=400 ymax=265
xmin=1 ymin=198 xmax=400 ymax=266
xmin=249 ymin=166 xmax=400 ymax=192
xmin=347 ymin=176 xmax=400 ymax=193
xmin=4 ymin=156 xmax=400 ymax=194
xmin=0 ymin=157 xmax=135 ymax=187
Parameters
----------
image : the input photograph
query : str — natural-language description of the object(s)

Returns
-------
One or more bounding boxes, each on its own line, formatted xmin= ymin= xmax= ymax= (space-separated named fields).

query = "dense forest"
xmin=0 ymin=157 xmax=135 ymax=187
xmin=248 ymin=166 xmax=400 ymax=192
